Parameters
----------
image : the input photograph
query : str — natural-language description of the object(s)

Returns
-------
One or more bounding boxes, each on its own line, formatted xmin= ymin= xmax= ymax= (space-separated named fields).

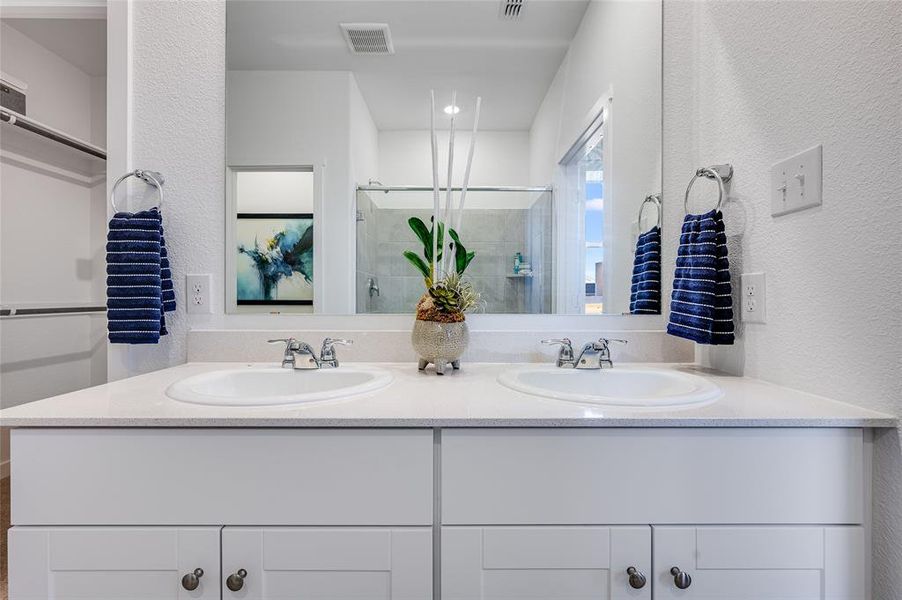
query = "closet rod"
xmin=0 ymin=305 xmax=106 ymax=318
xmin=0 ymin=109 xmax=107 ymax=160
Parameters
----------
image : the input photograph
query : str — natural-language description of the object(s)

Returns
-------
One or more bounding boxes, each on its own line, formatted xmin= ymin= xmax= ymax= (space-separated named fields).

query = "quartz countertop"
xmin=0 ymin=362 xmax=895 ymax=428
xmin=0 ymin=362 xmax=898 ymax=427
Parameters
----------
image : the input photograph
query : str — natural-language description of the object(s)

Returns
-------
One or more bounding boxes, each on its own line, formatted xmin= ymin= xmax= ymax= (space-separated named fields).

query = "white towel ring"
xmin=684 ymin=164 xmax=733 ymax=215
xmin=110 ymin=169 xmax=165 ymax=213
xmin=637 ymin=193 xmax=662 ymax=232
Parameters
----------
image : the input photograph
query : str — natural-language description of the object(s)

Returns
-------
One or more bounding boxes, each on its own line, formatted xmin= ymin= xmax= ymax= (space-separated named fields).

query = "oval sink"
xmin=166 ymin=366 xmax=393 ymax=407
xmin=498 ymin=366 xmax=721 ymax=408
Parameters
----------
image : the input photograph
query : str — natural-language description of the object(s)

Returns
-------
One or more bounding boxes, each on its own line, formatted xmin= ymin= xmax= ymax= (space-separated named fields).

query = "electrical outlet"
xmin=741 ymin=272 xmax=766 ymax=323
xmin=186 ymin=274 xmax=212 ymax=314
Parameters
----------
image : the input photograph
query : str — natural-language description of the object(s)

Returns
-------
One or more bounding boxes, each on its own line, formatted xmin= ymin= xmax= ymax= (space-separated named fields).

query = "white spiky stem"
xmin=442 ymin=91 xmax=457 ymax=276
xmin=429 ymin=90 xmax=440 ymax=284
xmin=454 ymin=96 xmax=481 ymax=236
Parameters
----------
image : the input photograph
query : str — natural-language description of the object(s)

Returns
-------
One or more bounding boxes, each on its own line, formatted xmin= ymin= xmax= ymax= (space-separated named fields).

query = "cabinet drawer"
xmin=442 ymin=428 xmax=863 ymax=525
xmin=12 ymin=428 xmax=433 ymax=525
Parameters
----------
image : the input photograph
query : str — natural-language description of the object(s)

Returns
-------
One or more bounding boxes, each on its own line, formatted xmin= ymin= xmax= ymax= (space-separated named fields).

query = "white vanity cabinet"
xmin=221 ymin=527 xmax=432 ymax=600
xmin=8 ymin=426 xmax=872 ymax=599
xmin=441 ymin=428 xmax=869 ymax=599
xmin=8 ymin=527 xmax=222 ymax=600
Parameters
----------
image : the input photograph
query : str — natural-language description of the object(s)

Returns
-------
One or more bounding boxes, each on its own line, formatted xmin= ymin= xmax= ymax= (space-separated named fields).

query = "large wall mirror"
xmin=226 ymin=0 xmax=662 ymax=316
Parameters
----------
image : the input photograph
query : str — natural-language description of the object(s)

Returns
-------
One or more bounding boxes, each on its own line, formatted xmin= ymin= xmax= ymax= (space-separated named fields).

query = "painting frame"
xmin=236 ymin=212 xmax=314 ymax=306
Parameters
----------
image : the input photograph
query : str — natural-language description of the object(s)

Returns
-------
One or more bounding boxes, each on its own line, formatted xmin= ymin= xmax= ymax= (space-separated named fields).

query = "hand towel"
xmin=666 ymin=209 xmax=734 ymax=344
xmin=106 ymin=208 xmax=175 ymax=344
xmin=629 ymin=225 xmax=661 ymax=314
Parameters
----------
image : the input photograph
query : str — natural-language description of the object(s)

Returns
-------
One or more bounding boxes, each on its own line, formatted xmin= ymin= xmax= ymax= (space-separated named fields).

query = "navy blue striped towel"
xmin=106 ymin=208 xmax=175 ymax=344
xmin=630 ymin=226 xmax=661 ymax=314
xmin=667 ymin=209 xmax=734 ymax=344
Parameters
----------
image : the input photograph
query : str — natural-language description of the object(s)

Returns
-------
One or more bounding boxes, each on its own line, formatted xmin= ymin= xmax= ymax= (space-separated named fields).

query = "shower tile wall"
xmin=355 ymin=192 xmax=380 ymax=313
xmin=357 ymin=199 xmax=552 ymax=314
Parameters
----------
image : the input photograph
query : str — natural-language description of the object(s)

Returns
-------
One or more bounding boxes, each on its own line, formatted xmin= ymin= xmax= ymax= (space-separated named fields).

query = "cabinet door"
xmin=9 ymin=527 xmax=221 ymax=600
xmin=653 ymin=526 xmax=866 ymax=600
xmin=442 ymin=526 xmax=651 ymax=600
xmin=222 ymin=527 xmax=432 ymax=600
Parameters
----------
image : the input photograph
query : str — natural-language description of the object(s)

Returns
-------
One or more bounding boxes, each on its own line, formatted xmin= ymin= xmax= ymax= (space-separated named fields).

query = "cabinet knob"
xmin=181 ymin=568 xmax=204 ymax=591
xmin=626 ymin=566 xmax=647 ymax=589
xmin=670 ymin=566 xmax=692 ymax=589
xmin=226 ymin=568 xmax=248 ymax=592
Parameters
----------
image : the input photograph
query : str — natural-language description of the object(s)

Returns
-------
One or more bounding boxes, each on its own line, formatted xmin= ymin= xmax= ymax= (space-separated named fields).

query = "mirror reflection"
xmin=226 ymin=0 xmax=662 ymax=315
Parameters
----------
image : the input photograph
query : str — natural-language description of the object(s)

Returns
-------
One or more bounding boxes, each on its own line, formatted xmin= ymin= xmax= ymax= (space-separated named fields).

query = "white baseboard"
xmin=1 ymin=459 xmax=9 ymax=479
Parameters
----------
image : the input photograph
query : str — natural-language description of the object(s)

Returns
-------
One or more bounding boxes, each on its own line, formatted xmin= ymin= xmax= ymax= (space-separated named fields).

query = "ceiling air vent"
xmin=340 ymin=23 xmax=395 ymax=55
xmin=499 ymin=0 xmax=526 ymax=20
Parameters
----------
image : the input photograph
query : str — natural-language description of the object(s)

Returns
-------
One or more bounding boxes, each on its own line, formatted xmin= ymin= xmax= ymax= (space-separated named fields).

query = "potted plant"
xmin=403 ymin=216 xmax=479 ymax=374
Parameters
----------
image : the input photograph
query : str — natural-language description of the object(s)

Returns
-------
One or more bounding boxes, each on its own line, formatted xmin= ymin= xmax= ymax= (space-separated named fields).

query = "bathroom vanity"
xmin=2 ymin=362 xmax=894 ymax=600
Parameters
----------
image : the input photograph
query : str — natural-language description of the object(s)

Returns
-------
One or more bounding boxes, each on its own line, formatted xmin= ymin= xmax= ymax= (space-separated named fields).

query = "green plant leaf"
xmin=454 ymin=239 xmax=469 ymax=274
xmin=403 ymin=250 xmax=431 ymax=281
xmin=447 ymin=228 xmax=475 ymax=275
xmin=464 ymin=250 xmax=476 ymax=271
xmin=408 ymin=217 xmax=432 ymax=254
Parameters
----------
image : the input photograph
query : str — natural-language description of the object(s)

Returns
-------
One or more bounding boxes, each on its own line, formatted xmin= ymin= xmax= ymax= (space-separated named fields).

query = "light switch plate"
xmin=771 ymin=144 xmax=822 ymax=217
xmin=186 ymin=274 xmax=212 ymax=314
xmin=741 ymin=272 xmax=766 ymax=323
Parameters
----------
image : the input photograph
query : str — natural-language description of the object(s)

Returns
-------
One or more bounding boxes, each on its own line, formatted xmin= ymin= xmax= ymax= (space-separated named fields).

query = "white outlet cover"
xmin=186 ymin=274 xmax=212 ymax=314
xmin=771 ymin=144 xmax=822 ymax=217
xmin=741 ymin=272 xmax=766 ymax=324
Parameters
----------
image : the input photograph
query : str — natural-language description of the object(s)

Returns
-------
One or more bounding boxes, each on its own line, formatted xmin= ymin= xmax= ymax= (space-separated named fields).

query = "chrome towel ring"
xmin=684 ymin=164 xmax=733 ymax=215
xmin=110 ymin=169 xmax=165 ymax=213
xmin=637 ymin=193 xmax=662 ymax=232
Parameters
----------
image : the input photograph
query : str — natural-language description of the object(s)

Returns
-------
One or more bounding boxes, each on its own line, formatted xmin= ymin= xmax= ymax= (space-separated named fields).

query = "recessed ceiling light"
xmin=443 ymin=105 xmax=460 ymax=115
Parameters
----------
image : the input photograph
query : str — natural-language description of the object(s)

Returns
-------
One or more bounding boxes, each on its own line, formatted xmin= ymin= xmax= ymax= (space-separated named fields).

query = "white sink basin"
xmin=498 ymin=366 xmax=721 ymax=408
xmin=166 ymin=366 xmax=393 ymax=407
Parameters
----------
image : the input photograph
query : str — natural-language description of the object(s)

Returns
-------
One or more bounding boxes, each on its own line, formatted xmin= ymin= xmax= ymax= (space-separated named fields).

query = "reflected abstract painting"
xmin=236 ymin=213 xmax=313 ymax=304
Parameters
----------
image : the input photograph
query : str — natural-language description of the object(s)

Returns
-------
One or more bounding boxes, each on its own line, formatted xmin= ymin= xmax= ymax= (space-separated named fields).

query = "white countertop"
xmin=0 ymin=362 xmax=895 ymax=428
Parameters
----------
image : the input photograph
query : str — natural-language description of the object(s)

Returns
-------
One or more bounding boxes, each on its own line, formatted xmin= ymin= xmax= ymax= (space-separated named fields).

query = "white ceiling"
xmin=3 ymin=17 xmax=106 ymax=76
xmin=227 ymin=0 xmax=590 ymax=130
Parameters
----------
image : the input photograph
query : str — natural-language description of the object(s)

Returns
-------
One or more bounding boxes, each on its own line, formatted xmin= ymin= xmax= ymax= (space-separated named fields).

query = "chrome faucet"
xmin=542 ymin=337 xmax=627 ymax=369
xmin=319 ymin=338 xmax=353 ymax=368
xmin=267 ymin=337 xmax=321 ymax=370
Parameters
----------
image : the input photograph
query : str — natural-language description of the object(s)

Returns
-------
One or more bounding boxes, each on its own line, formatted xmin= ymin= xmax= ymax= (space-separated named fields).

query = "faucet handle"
xmin=321 ymin=337 xmax=353 ymax=352
xmin=267 ymin=337 xmax=297 ymax=347
xmin=598 ymin=337 xmax=628 ymax=347
xmin=320 ymin=338 xmax=353 ymax=367
xmin=541 ymin=338 xmax=575 ymax=363
xmin=541 ymin=338 xmax=573 ymax=348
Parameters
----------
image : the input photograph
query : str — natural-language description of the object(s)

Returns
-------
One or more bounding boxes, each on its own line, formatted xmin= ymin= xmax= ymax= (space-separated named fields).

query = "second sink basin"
xmin=498 ymin=366 xmax=721 ymax=408
xmin=166 ymin=365 xmax=393 ymax=407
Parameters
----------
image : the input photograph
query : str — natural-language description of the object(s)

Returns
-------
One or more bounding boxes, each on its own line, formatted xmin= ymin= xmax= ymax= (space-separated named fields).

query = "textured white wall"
xmin=108 ymin=0 xmax=226 ymax=378
xmin=663 ymin=0 xmax=902 ymax=592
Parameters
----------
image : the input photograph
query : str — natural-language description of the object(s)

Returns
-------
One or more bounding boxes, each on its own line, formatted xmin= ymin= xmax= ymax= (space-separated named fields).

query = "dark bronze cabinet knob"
xmin=181 ymin=568 xmax=204 ymax=591
xmin=671 ymin=566 xmax=692 ymax=589
xmin=626 ymin=566 xmax=647 ymax=589
xmin=226 ymin=568 xmax=248 ymax=592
